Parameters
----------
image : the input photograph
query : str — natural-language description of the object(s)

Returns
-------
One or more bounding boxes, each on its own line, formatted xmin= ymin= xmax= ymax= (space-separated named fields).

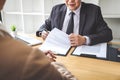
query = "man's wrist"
xmin=83 ymin=36 xmax=90 ymax=45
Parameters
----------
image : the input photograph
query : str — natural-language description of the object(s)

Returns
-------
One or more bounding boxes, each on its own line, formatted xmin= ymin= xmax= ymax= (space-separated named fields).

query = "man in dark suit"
xmin=0 ymin=0 xmax=77 ymax=80
xmin=36 ymin=0 xmax=113 ymax=46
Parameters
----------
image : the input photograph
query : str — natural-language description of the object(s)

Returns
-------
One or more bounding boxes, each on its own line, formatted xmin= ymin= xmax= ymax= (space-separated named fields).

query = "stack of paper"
xmin=72 ymin=43 xmax=107 ymax=58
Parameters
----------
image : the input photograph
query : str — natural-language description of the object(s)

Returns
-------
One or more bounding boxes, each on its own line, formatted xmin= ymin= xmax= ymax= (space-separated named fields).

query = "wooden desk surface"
xmin=57 ymin=55 xmax=120 ymax=80
xmin=34 ymin=36 xmax=120 ymax=80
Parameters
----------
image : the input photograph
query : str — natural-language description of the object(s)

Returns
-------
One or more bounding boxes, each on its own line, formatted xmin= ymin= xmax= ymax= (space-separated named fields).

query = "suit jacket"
xmin=0 ymin=29 xmax=75 ymax=80
xmin=37 ymin=2 xmax=113 ymax=45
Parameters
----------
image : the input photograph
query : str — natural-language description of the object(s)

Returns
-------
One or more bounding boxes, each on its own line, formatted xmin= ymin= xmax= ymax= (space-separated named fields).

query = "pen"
xmin=44 ymin=29 xmax=50 ymax=34
xmin=44 ymin=29 xmax=49 ymax=33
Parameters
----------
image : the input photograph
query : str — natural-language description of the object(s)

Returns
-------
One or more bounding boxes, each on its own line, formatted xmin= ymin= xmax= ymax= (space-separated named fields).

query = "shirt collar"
xmin=66 ymin=4 xmax=81 ymax=16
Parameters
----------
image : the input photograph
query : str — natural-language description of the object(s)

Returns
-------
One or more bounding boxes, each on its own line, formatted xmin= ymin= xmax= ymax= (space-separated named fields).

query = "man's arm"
xmin=36 ymin=18 xmax=51 ymax=37
xmin=88 ymin=7 xmax=113 ymax=45
xmin=36 ymin=5 xmax=56 ymax=37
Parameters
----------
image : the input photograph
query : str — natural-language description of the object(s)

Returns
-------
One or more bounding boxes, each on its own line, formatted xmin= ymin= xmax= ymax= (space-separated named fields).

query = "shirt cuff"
xmin=84 ymin=36 xmax=90 ymax=45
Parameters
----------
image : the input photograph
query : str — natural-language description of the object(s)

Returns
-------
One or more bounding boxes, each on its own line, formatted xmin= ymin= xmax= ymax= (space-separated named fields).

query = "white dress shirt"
xmin=62 ymin=5 xmax=81 ymax=35
xmin=62 ymin=5 xmax=90 ymax=45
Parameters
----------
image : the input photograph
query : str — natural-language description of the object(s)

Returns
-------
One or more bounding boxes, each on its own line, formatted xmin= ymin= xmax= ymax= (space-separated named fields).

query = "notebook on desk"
xmin=16 ymin=34 xmax=42 ymax=46
xmin=72 ymin=43 xmax=107 ymax=59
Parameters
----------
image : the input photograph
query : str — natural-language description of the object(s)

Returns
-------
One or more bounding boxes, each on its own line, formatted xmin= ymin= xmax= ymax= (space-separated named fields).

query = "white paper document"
xmin=39 ymin=28 xmax=71 ymax=55
xmin=72 ymin=43 xmax=107 ymax=58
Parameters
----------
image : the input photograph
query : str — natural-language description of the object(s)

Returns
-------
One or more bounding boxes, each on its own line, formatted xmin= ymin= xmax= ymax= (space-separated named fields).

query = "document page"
xmin=39 ymin=28 xmax=71 ymax=55
xmin=72 ymin=43 xmax=107 ymax=58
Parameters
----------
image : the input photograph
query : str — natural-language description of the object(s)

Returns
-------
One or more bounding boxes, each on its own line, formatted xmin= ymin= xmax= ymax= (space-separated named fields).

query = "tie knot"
xmin=70 ymin=12 xmax=75 ymax=16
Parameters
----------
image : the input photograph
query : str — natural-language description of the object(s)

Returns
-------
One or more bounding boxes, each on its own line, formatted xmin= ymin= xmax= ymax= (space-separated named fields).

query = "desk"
xmin=33 ymin=36 xmax=120 ymax=80
xmin=57 ymin=54 xmax=120 ymax=80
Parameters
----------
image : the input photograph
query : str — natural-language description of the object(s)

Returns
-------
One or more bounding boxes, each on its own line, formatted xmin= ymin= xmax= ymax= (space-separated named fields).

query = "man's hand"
xmin=43 ymin=50 xmax=56 ymax=62
xmin=69 ymin=33 xmax=86 ymax=46
xmin=41 ymin=31 xmax=49 ymax=40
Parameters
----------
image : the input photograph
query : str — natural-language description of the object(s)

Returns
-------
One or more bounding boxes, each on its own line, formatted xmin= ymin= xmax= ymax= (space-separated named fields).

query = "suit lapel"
xmin=58 ymin=6 xmax=67 ymax=30
xmin=79 ymin=3 xmax=86 ymax=35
